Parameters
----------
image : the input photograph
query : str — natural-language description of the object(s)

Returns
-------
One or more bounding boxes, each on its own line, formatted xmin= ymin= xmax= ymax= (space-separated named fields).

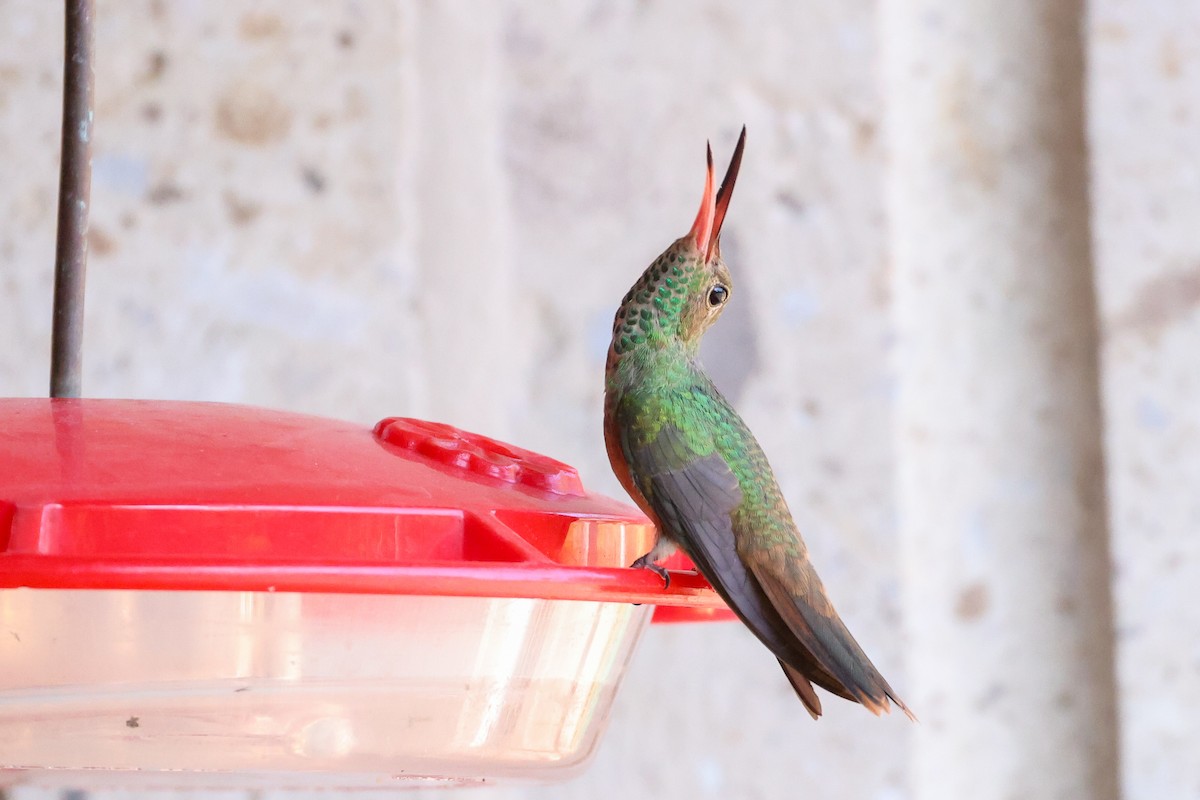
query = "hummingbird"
xmin=603 ymin=128 xmax=914 ymax=720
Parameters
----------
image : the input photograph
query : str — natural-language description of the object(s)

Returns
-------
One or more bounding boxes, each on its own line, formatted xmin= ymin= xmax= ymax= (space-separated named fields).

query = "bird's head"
xmin=611 ymin=127 xmax=746 ymax=358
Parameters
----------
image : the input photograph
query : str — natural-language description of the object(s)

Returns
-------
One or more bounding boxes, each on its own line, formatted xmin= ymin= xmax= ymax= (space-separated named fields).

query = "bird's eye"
xmin=707 ymin=284 xmax=729 ymax=307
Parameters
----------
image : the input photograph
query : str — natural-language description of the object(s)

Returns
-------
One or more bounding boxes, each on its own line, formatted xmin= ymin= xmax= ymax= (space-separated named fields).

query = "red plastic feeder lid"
xmin=0 ymin=399 xmax=729 ymax=619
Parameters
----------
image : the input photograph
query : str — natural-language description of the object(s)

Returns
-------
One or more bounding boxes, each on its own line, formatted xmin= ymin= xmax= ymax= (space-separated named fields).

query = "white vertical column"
xmin=1088 ymin=3 xmax=1200 ymax=798
xmin=883 ymin=2 xmax=1120 ymax=798
xmin=408 ymin=1 xmax=520 ymax=438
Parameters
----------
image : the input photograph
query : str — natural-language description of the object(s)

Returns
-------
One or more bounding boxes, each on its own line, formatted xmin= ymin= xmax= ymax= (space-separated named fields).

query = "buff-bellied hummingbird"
xmin=603 ymin=128 xmax=914 ymax=720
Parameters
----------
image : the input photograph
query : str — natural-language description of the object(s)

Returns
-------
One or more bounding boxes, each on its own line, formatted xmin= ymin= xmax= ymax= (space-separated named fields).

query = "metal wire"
xmin=49 ymin=0 xmax=96 ymax=398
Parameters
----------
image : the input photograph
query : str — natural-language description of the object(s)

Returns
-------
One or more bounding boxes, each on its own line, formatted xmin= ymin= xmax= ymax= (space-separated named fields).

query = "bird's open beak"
xmin=688 ymin=126 xmax=746 ymax=262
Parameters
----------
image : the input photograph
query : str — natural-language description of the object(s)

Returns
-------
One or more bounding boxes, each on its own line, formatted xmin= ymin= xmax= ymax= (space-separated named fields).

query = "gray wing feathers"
xmin=618 ymin=395 xmax=912 ymax=719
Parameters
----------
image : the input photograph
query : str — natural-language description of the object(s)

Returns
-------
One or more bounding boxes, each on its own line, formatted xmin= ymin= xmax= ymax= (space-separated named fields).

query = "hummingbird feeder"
xmin=0 ymin=2 xmax=729 ymax=790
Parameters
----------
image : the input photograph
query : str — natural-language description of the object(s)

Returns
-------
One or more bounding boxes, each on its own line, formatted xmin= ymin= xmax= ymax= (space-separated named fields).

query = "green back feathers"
xmin=618 ymin=371 xmax=801 ymax=552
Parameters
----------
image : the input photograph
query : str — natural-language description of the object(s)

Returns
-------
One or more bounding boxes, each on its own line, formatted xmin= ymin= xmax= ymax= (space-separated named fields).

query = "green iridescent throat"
xmin=611 ymin=244 xmax=705 ymax=354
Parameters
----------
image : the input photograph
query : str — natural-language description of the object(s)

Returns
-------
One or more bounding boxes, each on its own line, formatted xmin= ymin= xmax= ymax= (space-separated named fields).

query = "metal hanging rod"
xmin=50 ymin=0 xmax=96 ymax=398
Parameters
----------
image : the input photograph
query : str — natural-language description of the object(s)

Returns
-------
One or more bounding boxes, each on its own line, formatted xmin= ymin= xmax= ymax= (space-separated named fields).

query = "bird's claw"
xmin=631 ymin=554 xmax=671 ymax=589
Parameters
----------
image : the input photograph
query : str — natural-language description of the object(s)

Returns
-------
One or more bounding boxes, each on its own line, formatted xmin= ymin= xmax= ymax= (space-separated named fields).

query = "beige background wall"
xmin=1 ymin=1 xmax=1196 ymax=799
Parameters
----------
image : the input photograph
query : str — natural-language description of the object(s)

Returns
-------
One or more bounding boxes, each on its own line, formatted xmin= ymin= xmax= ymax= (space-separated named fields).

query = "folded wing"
xmin=616 ymin=389 xmax=912 ymax=720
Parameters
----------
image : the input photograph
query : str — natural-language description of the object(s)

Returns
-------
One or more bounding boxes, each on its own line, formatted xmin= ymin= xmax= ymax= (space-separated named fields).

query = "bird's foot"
xmin=631 ymin=554 xmax=671 ymax=589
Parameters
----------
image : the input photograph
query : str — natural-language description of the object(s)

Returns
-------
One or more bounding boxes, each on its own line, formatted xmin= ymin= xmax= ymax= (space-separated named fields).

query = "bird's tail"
xmin=779 ymin=659 xmax=822 ymax=720
xmin=754 ymin=553 xmax=918 ymax=721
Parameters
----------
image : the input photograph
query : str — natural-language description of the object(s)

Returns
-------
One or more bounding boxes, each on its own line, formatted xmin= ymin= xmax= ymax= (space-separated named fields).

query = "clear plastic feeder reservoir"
xmin=0 ymin=400 xmax=726 ymax=790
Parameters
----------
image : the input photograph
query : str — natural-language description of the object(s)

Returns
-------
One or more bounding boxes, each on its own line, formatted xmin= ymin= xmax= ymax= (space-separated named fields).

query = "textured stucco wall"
xmin=884 ymin=2 xmax=1119 ymax=798
xmin=1 ymin=1 xmax=1196 ymax=799
xmin=1089 ymin=2 xmax=1200 ymax=798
